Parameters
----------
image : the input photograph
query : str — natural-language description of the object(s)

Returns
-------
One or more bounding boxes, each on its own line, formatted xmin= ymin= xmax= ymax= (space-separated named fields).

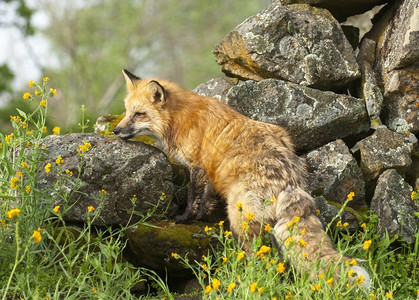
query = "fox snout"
xmin=113 ymin=125 xmax=133 ymax=140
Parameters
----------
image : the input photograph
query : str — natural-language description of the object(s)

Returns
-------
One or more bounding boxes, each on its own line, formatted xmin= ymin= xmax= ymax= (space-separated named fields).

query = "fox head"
xmin=113 ymin=69 xmax=170 ymax=141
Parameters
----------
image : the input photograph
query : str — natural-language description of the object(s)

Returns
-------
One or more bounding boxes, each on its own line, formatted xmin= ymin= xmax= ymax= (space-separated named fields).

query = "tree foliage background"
xmin=0 ymin=0 xmax=268 ymax=133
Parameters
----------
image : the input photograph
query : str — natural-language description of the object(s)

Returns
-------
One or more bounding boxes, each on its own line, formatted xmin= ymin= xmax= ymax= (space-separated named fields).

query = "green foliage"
xmin=0 ymin=78 xmax=171 ymax=299
xmin=174 ymin=203 xmax=419 ymax=299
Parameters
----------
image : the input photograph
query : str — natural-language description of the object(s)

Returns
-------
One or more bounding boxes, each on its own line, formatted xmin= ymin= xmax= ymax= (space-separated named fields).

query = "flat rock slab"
xmin=371 ymin=169 xmax=417 ymax=243
xmin=224 ymin=79 xmax=370 ymax=152
xmin=37 ymin=133 xmax=175 ymax=226
xmin=214 ymin=3 xmax=359 ymax=90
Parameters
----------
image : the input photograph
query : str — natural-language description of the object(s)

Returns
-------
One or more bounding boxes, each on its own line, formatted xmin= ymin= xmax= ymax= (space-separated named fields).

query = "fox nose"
xmin=113 ymin=126 xmax=121 ymax=136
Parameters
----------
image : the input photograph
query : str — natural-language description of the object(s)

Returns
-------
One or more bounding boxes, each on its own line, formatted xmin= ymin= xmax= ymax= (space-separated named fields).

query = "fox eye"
xmin=133 ymin=112 xmax=145 ymax=119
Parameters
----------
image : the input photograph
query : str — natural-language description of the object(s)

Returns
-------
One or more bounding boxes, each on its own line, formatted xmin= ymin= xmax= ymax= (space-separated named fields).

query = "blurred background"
xmin=0 ymin=0 xmax=268 ymax=134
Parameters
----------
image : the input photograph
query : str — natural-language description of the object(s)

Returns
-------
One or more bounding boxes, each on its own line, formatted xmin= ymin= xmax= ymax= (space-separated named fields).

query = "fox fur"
xmin=113 ymin=69 xmax=371 ymax=288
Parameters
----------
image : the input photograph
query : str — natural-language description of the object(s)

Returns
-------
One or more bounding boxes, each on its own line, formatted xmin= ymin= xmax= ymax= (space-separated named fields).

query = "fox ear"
xmin=122 ymin=69 xmax=141 ymax=91
xmin=149 ymin=80 xmax=166 ymax=104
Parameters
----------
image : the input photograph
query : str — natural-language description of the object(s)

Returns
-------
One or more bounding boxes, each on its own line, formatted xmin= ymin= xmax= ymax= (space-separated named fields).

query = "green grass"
xmin=1 ymin=77 xmax=418 ymax=299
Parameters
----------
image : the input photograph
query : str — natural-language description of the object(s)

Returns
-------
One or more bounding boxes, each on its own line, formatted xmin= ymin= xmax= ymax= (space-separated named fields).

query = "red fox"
xmin=113 ymin=69 xmax=370 ymax=288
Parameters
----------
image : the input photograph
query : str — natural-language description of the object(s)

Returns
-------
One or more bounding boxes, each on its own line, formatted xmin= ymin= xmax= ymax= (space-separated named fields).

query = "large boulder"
xmin=305 ymin=139 xmax=366 ymax=209
xmin=37 ymin=133 xmax=175 ymax=226
xmin=224 ymin=79 xmax=369 ymax=151
xmin=213 ymin=3 xmax=360 ymax=90
xmin=371 ymin=169 xmax=418 ymax=243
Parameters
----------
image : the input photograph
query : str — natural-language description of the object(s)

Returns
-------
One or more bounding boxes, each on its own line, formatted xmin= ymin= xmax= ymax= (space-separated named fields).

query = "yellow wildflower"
xmin=52 ymin=126 xmax=61 ymax=135
xmin=25 ymin=185 xmax=31 ymax=194
xmin=286 ymin=216 xmax=300 ymax=228
xmin=77 ymin=141 xmax=92 ymax=155
xmin=7 ymin=208 xmax=21 ymax=219
xmin=42 ymin=126 xmax=47 ymax=133
xmin=347 ymin=269 xmax=354 ymax=277
xmin=204 ymin=285 xmax=213 ymax=294
xmin=351 ymin=258 xmax=357 ymax=266
xmin=361 ymin=223 xmax=367 ymax=229
xmin=171 ymin=252 xmax=178 ymax=258
xmin=312 ymin=284 xmax=321 ymax=292
xmin=43 ymin=77 xmax=50 ymax=82
xmin=343 ymin=222 xmax=349 ymax=227
xmin=55 ymin=156 xmax=64 ymax=164
xmin=271 ymin=196 xmax=276 ymax=203
xmin=256 ymin=245 xmax=271 ymax=257
xmin=237 ymin=251 xmax=245 ymax=261
xmin=23 ymin=92 xmax=31 ymax=99
xmin=385 ymin=292 xmax=393 ymax=298
xmin=249 ymin=282 xmax=258 ymax=293
xmin=235 ymin=202 xmax=243 ymax=211
xmin=222 ymin=257 xmax=228 ymax=263
xmin=363 ymin=240 xmax=372 ymax=251
xmin=277 ymin=262 xmax=285 ymax=273
xmin=53 ymin=206 xmax=60 ymax=213
xmin=65 ymin=169 xmax=73 ymax=177
xmin=368 ymin=293 xmax=376 ymax=300
xmin=336 ymin=220 xmax=342 ymax=227
xmin=258 ymin=287 xmax=263 ymax=295
xmin=45 ymin=163 xmax=51 ymax=173
xmin=316 ymin=209 xmax=320 ymax=215
xmin=264 ymin=223 xmax=271 ymax=232
xmin=212 ymin=278 xmax=220 ymax=290
xmin=218 ymin=220 xmax=224 ymax=227
xmin=32 ymin=229 xmax=41 ymax=243
xmin=5 ymin=133 xmax=14 ymax=144
xmin=99 ymin=189 xmax=106 ymax=195
xmin=87 ymin=206 xmax=95 ymax=212
xmin=347 ymin=192 xmax=355 ymax=201
xmin=50 ymin=88 xmax=57 ymax=96
xmin=29 ymin=80 xmax=36 ymax=87
xmin=204 ymin=226 xmax=212 ymax=232
xmin=40 ymin=99 xmax=46 ymax=107
xmin=10 ymin=176 xmax=19 ymax=189
xmin=227 ymin=282 xmax=236 ymax=292
xmin=224 ymin=230 xmax=232 ymax=238
xmin=242 ymin=221 xmax=249 ymax=230
xmin=411 ymin=191 xmax=418 ymax=200
xmin=247 ymin=212 xmax=254 ymax=221
xmin=356 ymin=275 xmax=366 ymax=285
xmin=326 ymin=277 xmax=333 ymax=286
xmin=298 ymin=238 xmax=307 ymax=247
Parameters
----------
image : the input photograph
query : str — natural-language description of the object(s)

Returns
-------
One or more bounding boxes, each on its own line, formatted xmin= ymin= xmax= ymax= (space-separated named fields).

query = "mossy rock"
xmin=126 ymin=220 xmax=213 ymax=278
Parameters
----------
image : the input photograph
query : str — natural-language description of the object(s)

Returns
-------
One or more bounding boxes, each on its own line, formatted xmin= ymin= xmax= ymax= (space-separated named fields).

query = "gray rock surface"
xmin=213 ymin=3 xmax=360 ymax=90
xmin=364 ymin=0 xmax=419 ymax=133
xmin=224 ymin=79 xmax=369 ymax=151
xmin=38 ymin=133 xmax=175 ymax=226
xmin=193 ymin=77 xmax=235 ymax=100
xmin=358 ymin=126 xmax=417 ymax=181
xmin=371 ymin=169 xmax=417 ymax=243
xmin=274 ymin=0 xmax=390 ymax=22
xmin=306 ymin=139 xmax=366 ymax=208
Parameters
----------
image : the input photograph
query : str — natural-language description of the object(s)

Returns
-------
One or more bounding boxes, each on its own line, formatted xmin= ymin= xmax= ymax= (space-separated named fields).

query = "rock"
xmin=225 ymin=79 xmax=370 ymax=151
xmin=126 ymin=221 xmax=212 ymax=278
xmin=358 ymin=126 xmax=417 ymax=181
xmin=274 ymin=0 xmax=390 ymax=22
xmin=213 ymin=3 xmax=360 ymax=90
xmin=371 ymin=169 xmax=418 ymax=243
xmin=193 ymin=77 xmax=235 ymax=101
xmin=37 ymin=133 xmax=175 ymax=226
xmin=359 ymin=62 xmax=384 ymax=128
xmin=306 ymin=139 xmax=366 ymax=208
xmin=364 ymin=0 xmax=419 ymax=133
